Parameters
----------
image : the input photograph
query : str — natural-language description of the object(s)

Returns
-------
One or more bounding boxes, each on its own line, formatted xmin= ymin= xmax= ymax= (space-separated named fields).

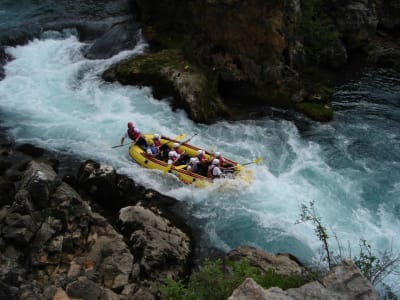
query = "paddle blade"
xmin=173 ymin=133 xmax=186 ymax=140
xmin=254 ymin=157 xmax=263 ymax=164
xmin=175 ymin=164 xmax=187 ymax=170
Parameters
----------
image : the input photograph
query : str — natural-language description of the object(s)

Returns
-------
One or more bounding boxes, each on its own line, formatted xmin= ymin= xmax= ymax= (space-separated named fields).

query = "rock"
xmin=2 ymin=213 xmax=36 ymax=246
xmin=320 ymin=259 xmax=378 ymax=299
xmin=16 ymin=143 xmax=45 ymax=158
xmin=19 ymin=161 xmax=61 ymax=210
xmin=83 ymin=16 xmax=141 ymax=59
xmin=85 ymin=235 xmax=134 ymax=289
xmin=332 ymin=0 xmax=379 ymax=50
xmin=66 ymin=277 xmax=102 ymax=300
xmin=119 ymin=205 xmax=191 ymax=281
xmin=227 ymin=245 xmax=307 ymax=277
xmin=103 ymin=49 xmax=229 ymax=123
xmin=228 ymin=260 xmax=379 ymax=300
xmin=228 ymin=278 xmax=268 ymax=300
xmin=52 ymin=288 xmax=70 ymax=300
xmin=376 ymin=0 xmax=400 ymax=30
xmin=0 ymin=177 xmax=15 ymax=206
xmin=76 ymin=160 xmax=121 ymax=208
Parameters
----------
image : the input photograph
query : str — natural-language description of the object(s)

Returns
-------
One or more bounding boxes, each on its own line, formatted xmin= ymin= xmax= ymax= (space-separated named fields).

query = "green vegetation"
xmin=160 ymin=259 xmax=307 ymax=300
xmin=297 ymin=201 xmax=400 ymax=298
xmin=300 ymin=0 xmax=340 ymax=63
xmin=294 ymin=102 xmax=333 ymax=122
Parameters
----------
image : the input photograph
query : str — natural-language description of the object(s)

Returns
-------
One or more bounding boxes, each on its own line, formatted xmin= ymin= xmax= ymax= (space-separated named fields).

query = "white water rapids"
xmin=1 ymin=31 xmax=399 ymax=293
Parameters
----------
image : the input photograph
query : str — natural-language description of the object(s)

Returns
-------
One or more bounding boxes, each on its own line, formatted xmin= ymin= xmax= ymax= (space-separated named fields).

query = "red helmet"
xmin=127 ymin=122 xmax=133 ymax=128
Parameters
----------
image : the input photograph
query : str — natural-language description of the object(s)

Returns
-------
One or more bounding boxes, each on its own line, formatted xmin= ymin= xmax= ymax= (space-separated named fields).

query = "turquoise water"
xmin=1 ymin=1 xmax=399 ymax=295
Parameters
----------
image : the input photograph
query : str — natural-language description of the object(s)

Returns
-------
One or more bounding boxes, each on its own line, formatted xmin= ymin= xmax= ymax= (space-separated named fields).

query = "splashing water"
xmin=1 ymin=31 xmax=399 ymax=292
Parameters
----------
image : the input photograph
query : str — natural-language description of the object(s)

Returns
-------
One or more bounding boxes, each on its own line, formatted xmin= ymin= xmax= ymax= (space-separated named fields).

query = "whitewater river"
xmin=1 ymin=1 xmax=399 ymax=295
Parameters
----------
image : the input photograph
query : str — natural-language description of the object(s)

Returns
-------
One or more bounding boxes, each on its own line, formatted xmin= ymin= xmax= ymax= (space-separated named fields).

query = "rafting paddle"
xmin=223 ymin=157 xmax=264 ymax=170
xmin=112 ymin=133 xmax=186 ymax=149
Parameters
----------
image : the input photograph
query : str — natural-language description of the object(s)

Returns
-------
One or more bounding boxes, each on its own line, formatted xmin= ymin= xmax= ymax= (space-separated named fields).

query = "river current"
xmin=1 ymin=0 xmax=399 ymax=295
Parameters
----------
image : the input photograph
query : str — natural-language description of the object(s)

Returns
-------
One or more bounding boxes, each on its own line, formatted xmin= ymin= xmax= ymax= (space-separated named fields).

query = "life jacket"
xmin=153 ymin=139 xmax=161 ymax=148
xmin=127 ymin=127 xmax=141 ymax=141
xmin=208 ymin=165 xmax=215 ymax=178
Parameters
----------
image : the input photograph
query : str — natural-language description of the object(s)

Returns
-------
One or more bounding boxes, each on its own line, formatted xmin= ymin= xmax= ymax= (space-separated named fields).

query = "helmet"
xmin=212 ymin=158 xmax=220 ymax=165
xmin=197 ymin=150 xmax=204 ymax=156
xmin=153 ymin=133 xmax=160 ymax=140
xmin=190 ymin=157 xmax=199 ymax=164
xmin=168 ymin=151 xmax=175 ymax=157
xmin=173 ymin=143 xmax=179 ymax=148
xmin=127 ymin=122 xmax=133 ymax=128
xmin=215 ymin=152 xmax=221 ymax=157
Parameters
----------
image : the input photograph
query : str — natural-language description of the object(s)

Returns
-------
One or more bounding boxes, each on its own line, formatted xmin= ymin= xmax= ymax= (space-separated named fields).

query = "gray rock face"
xmin=228 ymin=260 xmax=379 ymax=300
xmin=119 ymin=205 xmax=191 ymax=281
xmin=0 ymin=157 xmax=193 ymax=299
xmin=19 ymin=161 xmax=61 ymax=209
xmin=332 ymin=0 xmax=379 ymax=49
xmin=227 ymin=245 xmax=307 ymax=277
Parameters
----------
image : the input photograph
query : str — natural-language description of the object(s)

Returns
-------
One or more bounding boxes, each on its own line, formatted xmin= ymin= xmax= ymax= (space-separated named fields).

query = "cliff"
xmin=104 ymin=0 xmax=399 ymax=123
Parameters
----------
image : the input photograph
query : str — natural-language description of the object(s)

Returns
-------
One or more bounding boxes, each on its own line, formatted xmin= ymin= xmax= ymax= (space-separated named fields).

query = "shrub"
xmin=296 ymin=200 xmax=400 ymax=298
xmin=160 ymin=258 xmax=306 ymax=300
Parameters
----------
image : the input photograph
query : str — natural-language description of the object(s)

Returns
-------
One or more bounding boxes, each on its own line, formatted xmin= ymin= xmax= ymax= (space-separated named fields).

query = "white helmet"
xmin=197 ymin=150 xmax=204 ymax=156
xmin=190 ymin=157 xmax=199 ymax=164
xmin=168 ymin=151 xmax=175 ymax=157
xmin=173 ymin=143 xmax=179 ymax=148
xmin=153 ymin=133 xmax=160 ymax=140
xmin=212 ymin=158 xmax=220 ymax=165
xmin=215 ymin=152 xmax=221 ymax=157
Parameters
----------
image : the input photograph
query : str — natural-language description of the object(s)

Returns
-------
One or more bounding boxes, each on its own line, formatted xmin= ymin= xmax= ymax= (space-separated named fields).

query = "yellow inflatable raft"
xmin=128 ymin=134 xmax=253 ymax=188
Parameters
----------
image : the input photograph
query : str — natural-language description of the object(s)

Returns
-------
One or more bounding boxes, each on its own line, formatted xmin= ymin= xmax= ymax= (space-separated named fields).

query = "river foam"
xmin=0 ymin=32 xmax=399 ymax=293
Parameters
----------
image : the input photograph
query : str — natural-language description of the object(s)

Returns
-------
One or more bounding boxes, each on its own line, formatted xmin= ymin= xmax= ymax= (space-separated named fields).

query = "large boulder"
xmin=118 ymin=205 xmax=191 ymax=281
xmin=331 ymin=0 xmax=379 ymax=50
xmin=227 ymin=245 xmax=308 ymax=277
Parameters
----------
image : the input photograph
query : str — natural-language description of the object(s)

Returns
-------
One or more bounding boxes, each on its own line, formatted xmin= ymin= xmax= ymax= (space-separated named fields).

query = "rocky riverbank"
xmin=0 ymin=140 xmax=379 ymax=299
xmin=103 ymin=0 xmax=400 ymax=123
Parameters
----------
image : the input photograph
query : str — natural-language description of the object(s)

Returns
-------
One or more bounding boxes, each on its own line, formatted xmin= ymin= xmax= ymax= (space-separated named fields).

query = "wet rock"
xmin=83 ymin=16 xmax=141 ymax=59
xmin=16 ymin=144 xmax=45 ymax=158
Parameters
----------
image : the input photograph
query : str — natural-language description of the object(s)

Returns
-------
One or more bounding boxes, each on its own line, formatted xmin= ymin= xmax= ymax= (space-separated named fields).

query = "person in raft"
xmin=120 ymin=122 xmax=148 ymax=150
xmin=208 ymin=158 xmax=224 ymax=179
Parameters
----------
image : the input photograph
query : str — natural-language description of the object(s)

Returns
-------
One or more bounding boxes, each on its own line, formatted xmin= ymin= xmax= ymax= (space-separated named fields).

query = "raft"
xmin=128 ymin=134 xmax=253 ymax=188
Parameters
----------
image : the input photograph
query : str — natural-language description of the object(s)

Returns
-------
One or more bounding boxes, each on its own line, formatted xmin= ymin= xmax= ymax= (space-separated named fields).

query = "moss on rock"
xmin=103 ymin=49 xmax=229 ymax=123
xmin=294 ymin=102 xmax=333 ymax=122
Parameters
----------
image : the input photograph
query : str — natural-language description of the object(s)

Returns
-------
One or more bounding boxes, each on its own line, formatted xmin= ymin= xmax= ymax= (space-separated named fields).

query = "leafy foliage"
xmin=160 ymin=258 xmax=306 ymax=300
xmin=354 ymin=239 xmax=400 ymax=287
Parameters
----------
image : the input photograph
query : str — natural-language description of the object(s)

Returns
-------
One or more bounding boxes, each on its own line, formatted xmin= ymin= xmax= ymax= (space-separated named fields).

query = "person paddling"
xmin=120 ymin=122 xmax=148 ymax=150
xmin=208 ymin=158 xmax=224 ymax=179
